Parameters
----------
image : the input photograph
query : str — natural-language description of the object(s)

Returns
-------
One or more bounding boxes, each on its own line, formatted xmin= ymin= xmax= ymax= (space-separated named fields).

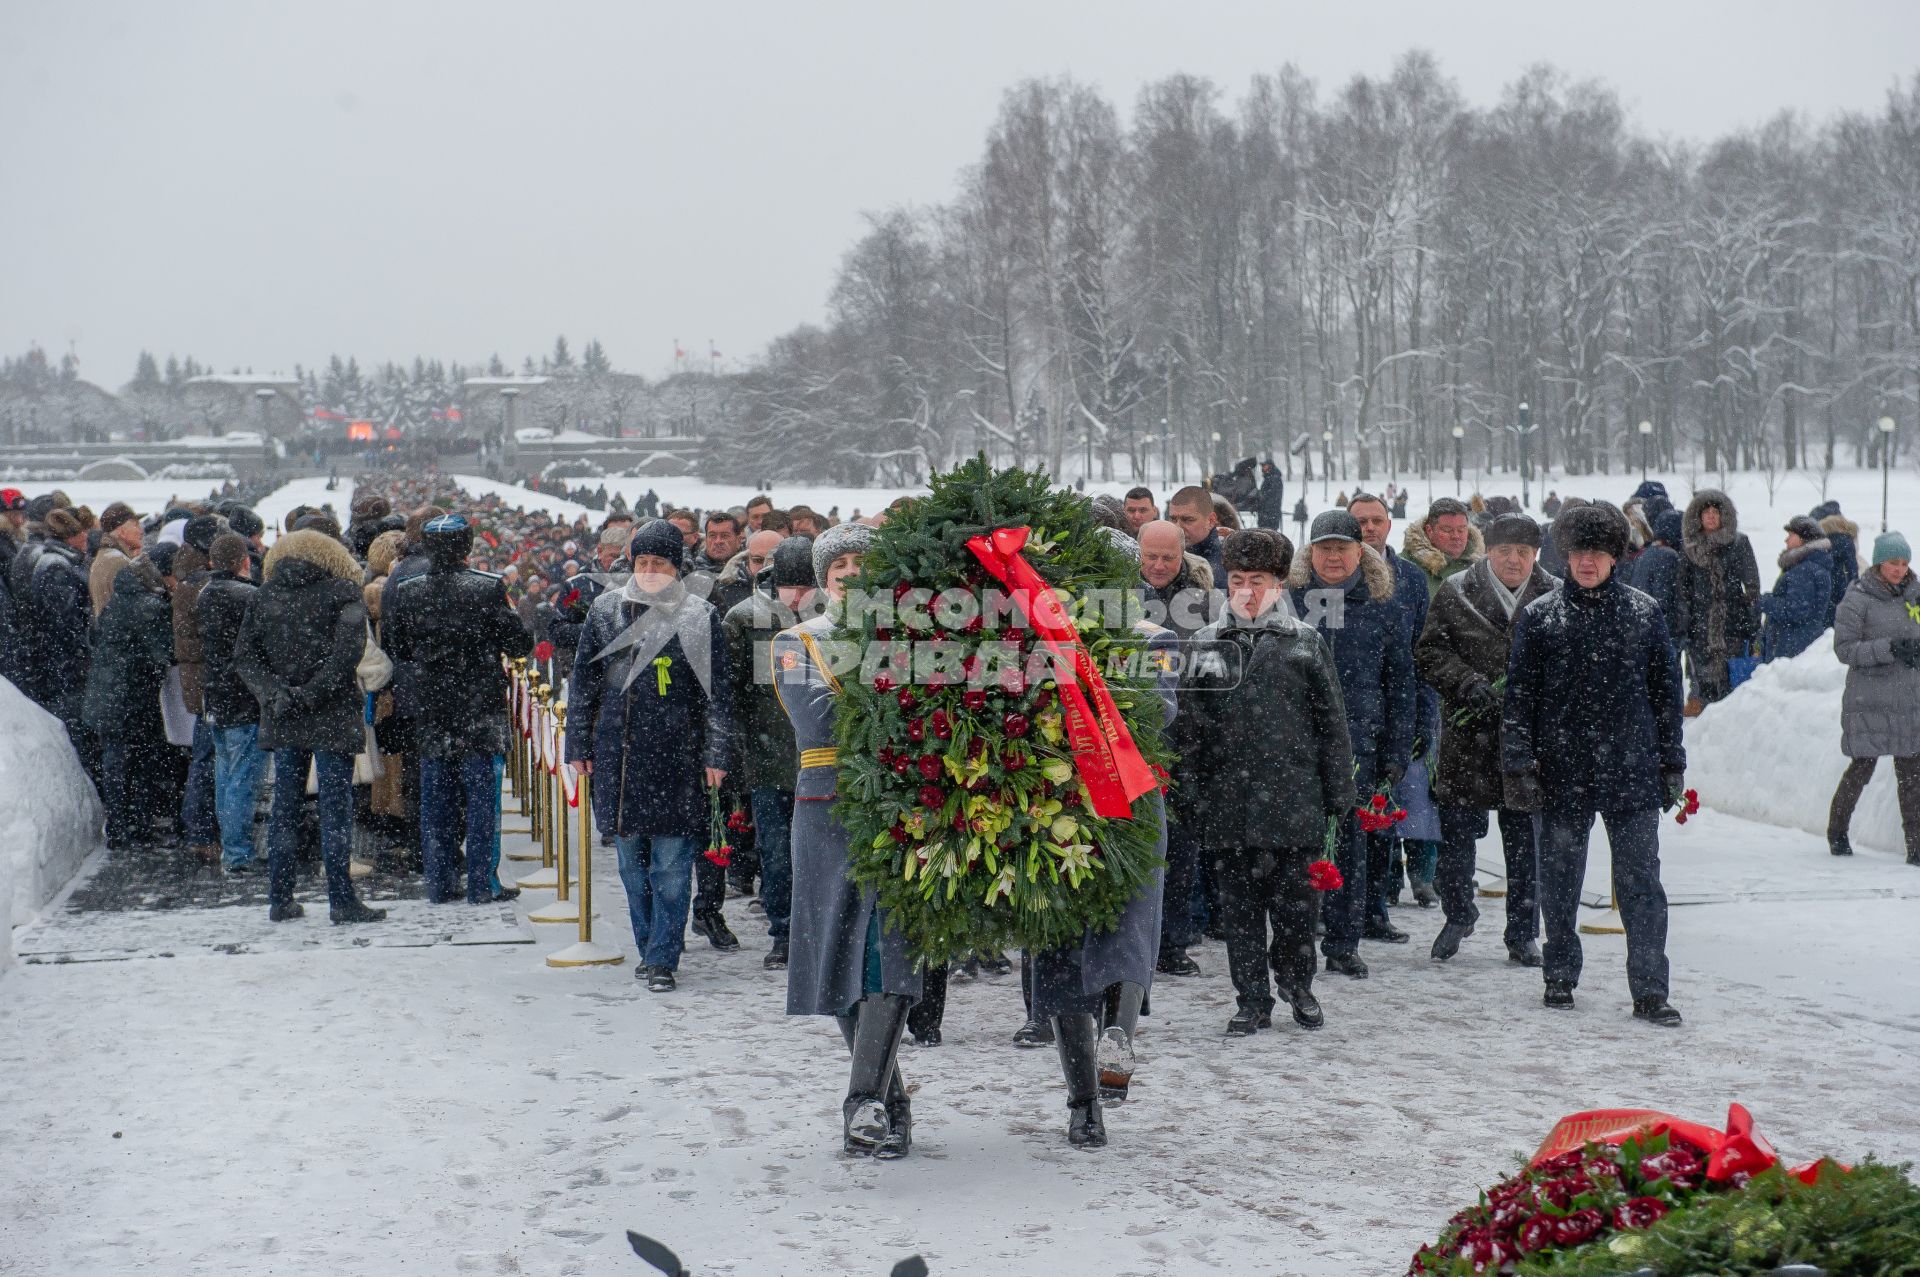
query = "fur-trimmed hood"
xmin=262 ymin=529 xmax=361 ymax=585
xmin=1779 ymin=537 xmax=1832 ymax=572
xmin=1682 ymin=489 xmax=1741 ymax=566
xmin=1819 ymin=513 xmax=1860 ymax=541
xmin=1287 ymin=541 xmax=1398 ymax=601
xmin=1401 ymin=519 xmax=1486 ymax=578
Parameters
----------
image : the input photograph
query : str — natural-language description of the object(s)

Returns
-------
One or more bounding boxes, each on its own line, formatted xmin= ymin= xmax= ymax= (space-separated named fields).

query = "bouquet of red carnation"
xmin=702 ymin=785 xmax=732 ymax=868
xmin=1673 ymin=788 xmax=1701 ymax=825
xmin=1356 ymin=790 xmax=1408 ymax=834
xmin=533 ymin=639 xmax=555 ymax=664
xmin=725 ymin=807 xmax=754 ymax=835
xmin=1307 ymin=859 xmax=1344 ymax=892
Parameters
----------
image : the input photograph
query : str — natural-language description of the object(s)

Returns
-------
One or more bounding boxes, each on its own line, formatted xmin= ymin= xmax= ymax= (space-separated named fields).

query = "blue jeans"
xmin=749 ymin=788 xmax=794 ymax=941
xmin=421 ymin=754 xmax=502 ymax=903
xmin=211 ymin=723 xmax=266 ymax=868
xmin=182 ymin=717 xmax=218 ymax=847
xmin=613 ymin=833 xmax=695 ymax=970
xmin=268 ymin=748 xmax=355 ymax=912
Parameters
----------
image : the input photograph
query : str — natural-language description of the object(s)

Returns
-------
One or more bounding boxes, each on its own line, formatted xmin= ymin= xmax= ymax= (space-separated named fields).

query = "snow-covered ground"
xmin=2 ymin=791 xmax=1915 ymax=1275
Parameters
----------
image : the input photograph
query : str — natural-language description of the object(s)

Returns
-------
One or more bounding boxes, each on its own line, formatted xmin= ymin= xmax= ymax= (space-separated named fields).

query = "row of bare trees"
xmin=720 ymin=54 xmax=1920 ymax=488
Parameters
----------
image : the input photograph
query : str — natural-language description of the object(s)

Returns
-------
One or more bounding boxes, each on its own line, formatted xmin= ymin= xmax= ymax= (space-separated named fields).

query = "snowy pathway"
xmin=3 ymin=808 xmax=1918 ymax=1276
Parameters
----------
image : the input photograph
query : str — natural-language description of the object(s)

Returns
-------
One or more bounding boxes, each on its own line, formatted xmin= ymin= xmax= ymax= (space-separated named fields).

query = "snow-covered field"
xmin=2 ymin=792 xmax=1916 ymax=1276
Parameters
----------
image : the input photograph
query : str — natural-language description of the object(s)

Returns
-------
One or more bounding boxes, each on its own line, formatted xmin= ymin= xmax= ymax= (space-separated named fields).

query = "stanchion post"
xmin=528 ymin=702 xmax=579 ymax=925
xmin=548 ymin=771 xmax=623 ymax=967
xmin=517 ymin=685 xmax=560 ymax=890
xmin=504 ymin=662 xmax=537 ymax=846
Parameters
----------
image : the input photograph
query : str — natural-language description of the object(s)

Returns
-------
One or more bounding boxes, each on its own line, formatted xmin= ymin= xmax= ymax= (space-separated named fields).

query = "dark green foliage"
xmin=831 ymin=456 xmax=1172 ymax=965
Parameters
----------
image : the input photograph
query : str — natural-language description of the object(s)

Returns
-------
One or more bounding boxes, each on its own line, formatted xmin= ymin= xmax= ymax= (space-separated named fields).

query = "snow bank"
xmin=0 ymin=679 xmax=102 ymax=970
xmin=1687 ymin=631 xmax=1908 ymax=855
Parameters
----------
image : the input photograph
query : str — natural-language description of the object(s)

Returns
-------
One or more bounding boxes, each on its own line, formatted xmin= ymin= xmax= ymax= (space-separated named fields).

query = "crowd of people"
xmin=0 ymin=461 xmax=1915 ymax=1157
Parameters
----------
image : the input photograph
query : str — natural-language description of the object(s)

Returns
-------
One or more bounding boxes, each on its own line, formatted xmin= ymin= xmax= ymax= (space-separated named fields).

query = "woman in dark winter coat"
xmin=234 ymin=529 xmax=385 ymax=925
xmin=1627 ymin=508 xmax=1685 ymax=633
xmin=566 ymin=519 xmax=731 ymax=988
xmin=1812 ymin=502 xmax=1861 ymax=615
xmin=1826 ymin=532 xmax=1920 ymax=862
xmin=1188 ymin=528 xmax=1354 ymax=1038
xmin=1760 ymin=516 xmax=1835 ymax=663
xmin=771 ymin=521 xmax=921 ymax=1160
xmin=84 ymin=561 xmax=174 ymax=849
xmin=1674 ymin=488 xmax=1760 ymax=708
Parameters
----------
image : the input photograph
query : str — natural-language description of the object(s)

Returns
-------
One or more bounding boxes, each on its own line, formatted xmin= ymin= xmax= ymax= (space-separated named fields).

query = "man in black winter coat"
xmin=384 ymin=514 xmax=534 ymax=904
xmin=1415 ymin=513 xmax=1557 ymax=966
xmin=1503 ymin=502 xmax=1685 ymax=1026
xmin=1255 ymin=460 xmax=1286 ymax=530
xmin=197 ymin=533 xmax=266 ymax=872
xmin=10 ymin=508 xmax=93 ymax=755
xmin=1184 ymin=529 xmax=1354 ymax=1034
xmin=235 ymin=529 xmax=386 ymax=926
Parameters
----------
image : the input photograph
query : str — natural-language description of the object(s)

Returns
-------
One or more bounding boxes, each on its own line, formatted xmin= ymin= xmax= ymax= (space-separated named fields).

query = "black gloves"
xmin=1462 ymin=677 xmax=1500 ymax=714
xmin=1505 ymin=770 xmax=1543 ymax=812
xmin=1662 ymin=771 xmax=1688 ymax=812
xmin=1890 ymin=637 xmax=1920 ymax=667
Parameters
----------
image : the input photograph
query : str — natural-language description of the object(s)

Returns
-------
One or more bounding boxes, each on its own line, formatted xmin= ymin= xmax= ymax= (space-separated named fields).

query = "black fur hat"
xmin=1221 ymin=528 xmax=1294 ymax=578
xmin=1551 ymin=502 xmax=1631 ymax=559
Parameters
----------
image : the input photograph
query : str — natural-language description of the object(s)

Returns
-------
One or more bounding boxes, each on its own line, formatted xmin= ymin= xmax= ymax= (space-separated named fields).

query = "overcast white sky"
xmin=3 ymin=0 xmax=1916 ymax=390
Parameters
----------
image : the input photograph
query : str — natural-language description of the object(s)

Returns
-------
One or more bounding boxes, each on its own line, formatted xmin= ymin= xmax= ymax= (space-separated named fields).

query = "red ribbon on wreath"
xmin=965 ymin=526 xmax=1158 ymax=819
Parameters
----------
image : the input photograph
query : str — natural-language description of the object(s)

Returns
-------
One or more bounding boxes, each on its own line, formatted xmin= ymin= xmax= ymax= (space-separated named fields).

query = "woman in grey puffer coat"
xmin=1827 ymin=531 xmax=1920 ymax=862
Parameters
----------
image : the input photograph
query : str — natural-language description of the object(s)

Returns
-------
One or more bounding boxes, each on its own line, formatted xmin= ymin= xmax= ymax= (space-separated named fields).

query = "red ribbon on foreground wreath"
xmin=966 ymin=526 xmax=1158 ymax=819
xmin=1533 ymin=1102 xmax=1840 ymax=1185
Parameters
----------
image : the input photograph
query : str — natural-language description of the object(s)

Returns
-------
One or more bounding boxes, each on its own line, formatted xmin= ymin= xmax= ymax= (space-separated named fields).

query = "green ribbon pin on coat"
xmin=653 ymin=655 xmax=672 ymax=696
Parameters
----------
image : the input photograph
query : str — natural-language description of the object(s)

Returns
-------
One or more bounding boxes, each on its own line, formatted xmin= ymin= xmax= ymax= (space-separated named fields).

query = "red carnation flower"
xmin=918 ymin=784 xmax=945 ymax=809
xmin=963 ymin=689 xmax=989 ymax=711
xmin=1613 ymin=1196 xmax=1669 ymax=1230
xmin=907 ymin=718 xmax=926 ymax=743
xmin=930 ymin=709 xmax=953 ymax=739
xmin=891 ymin=754 xmax=911 ymax=774
xmin=533 ymin=640 xmax=554 ymax=663
xmin=873 ymin=674 xmax=896 ymax=694
xmin=917 ymin=754 xmax=942 ymax=781
xmin=1515 ymin=1215 xmax=1554 ymax=1254
xmin=1307 ymin=860 xmax=1344 ymax=892
xmin=1004 ymin=712 xmax=1030 ymax=738
xmin=1550 ymin=1208 xmax=1604 ymax=1245
xmin=897 ymin=689 xmax=918 ymax=712
xmin=1370 ymin=793 xmax=1388 ymax=811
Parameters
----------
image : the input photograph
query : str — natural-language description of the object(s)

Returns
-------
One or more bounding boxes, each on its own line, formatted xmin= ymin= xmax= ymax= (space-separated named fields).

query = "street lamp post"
xmin=1321 ymin=430 xmax=1333 ymax=503
xmin=1160 ymin=417 xmax=1170 ymax=488
xmin=1638 ymin=419 xmax=1654 ymax=481
xmin=1450 ymin=424 xmax=1464 ymax=495
xmin=1517 ymin=401 xmax=1533 ymax=510
xmin=1880 ymin=415 xmax=1897 ymax=533
xmin=500 ymin=386 xmax=521 ymax=474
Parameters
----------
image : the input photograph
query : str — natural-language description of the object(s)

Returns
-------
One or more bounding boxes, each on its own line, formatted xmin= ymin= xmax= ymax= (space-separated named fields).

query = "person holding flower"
xmin=1503 ymin=503 xmax=1685 ymax=1026
xmin=1185 ymin=529 xmax=1355 ymax=1036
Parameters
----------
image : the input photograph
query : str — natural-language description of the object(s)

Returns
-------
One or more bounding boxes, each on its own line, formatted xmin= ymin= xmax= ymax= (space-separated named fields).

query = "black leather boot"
xmin=1053 ymin=1013 xmax=1106 ymax=1149
xmin=842 ymin=994 xmax=909 ymax=1156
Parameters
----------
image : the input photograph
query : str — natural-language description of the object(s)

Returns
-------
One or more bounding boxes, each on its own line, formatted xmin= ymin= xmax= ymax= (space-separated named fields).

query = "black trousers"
xmin=1437 ymin=806 xmax=1540 ymax=948
xmin=1159 ymin=819 xmax=1200 ymax=953
xmin=1216 ymin=845 xmax=1317 ymax=1015
xmin=1537 ymin=808 xmax=1669 ymax=1000
xmin=907 ymin=963 xmax=948 ymax=1037
xmin=1828 ymin=755 xmax=1920 ymax=855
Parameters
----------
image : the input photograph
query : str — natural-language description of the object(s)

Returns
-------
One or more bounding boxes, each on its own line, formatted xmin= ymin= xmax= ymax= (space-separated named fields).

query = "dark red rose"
xmin=963 ymin=689 xmax=989 ymax=711
xmin=888 ymin=824 xmax=908 ymax=844
xmin=892 ymin=583 xmax=912 ymax=601
xmin=1638 ymin=1147 xmax=1702 ymax=1188
xmin=1005 ymin=626 xmax=1027 ymax=644
xmin=1613 ymin=1196 xmax=1669 ymax=1230
xmin=875 ymin=627 xmax=893 ymax=643
xmin=931 ymin=709 xmax=953 ymax=739
xmin=907 ymin=719 xmax=926 ymax=743
xmin=1550 ymin=1208 xmax=1604 ymax=1245
xmin=1540 ymin=1173 xmax=1593 ymax=1209
xmin=918 ymin=785 xmax=945 ymax=809
xmin=1061 ymin=787 xmax=1080 ymax=807
xmin=1515 ymin=1215 xmax=1554 ymax=1254
xmin=968 ymin=737 xmax=986 ymax=758
xmin=967 ymin=777 xmax=991 ymax=792
xmin=961 ymin=655 xmax=981 ymax=681
xmin=1003 ymin=751 xmax=1026 ymax=770
xmin=873 ymin=674 xmax=896 ymax=694
xmin=1004 ymin=712 xmax=1030 ymax=738
xmin=891 ymin=754 xmax=911 ymax=775
xmin=897 ymin=689 xmax=918 ymax=712
xmin=950 ymin=809 xmax=966 ymax=831
xmin=961 ymin=615 xmax=984 ymax=635
xmin=999 ymin=667 xmax=1027 ymax=695
xmin=917 ymin=754 xmax=942 ymax=781
xmin=1535 ymin=1150 xmax=1586 ymax=1175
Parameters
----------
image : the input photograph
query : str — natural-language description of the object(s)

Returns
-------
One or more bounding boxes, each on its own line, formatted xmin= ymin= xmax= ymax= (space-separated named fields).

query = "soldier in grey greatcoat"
xmin=773 ymin=521 xmax=923 ymax=1159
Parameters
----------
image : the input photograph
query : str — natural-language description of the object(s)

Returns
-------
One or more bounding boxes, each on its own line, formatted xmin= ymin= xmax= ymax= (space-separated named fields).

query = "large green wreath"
xmin=831 ymin=456 xmax=1173 ymax=965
